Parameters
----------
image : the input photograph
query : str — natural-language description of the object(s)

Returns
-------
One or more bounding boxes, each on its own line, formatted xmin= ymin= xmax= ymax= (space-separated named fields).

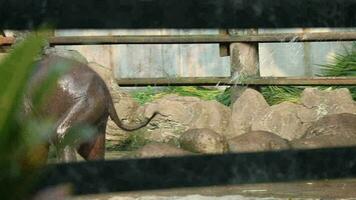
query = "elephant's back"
xmin=27 ymin=55 xmax=111 ymax=120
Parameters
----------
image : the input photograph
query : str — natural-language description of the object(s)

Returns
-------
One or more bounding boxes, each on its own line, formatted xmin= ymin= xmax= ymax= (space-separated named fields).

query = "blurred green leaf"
xmin=0 ymin=31 xmax=48 ymax=200
xmin=0 ymin=33 xmax=46 ymax=133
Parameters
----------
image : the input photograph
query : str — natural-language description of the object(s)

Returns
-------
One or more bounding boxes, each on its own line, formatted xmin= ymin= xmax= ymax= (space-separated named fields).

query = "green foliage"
xmin=131 ymin=86 xmax=227 ymax=105
xmin=317 ymin=43 xmax=356 ymax=100
xmin=131 ymin=86 xmax=160 ymax=105
xmin=166 ymin=86 xmax=222 ymax=100
xmin=108 ymin=131 xmax=149 ymax=151
xmin=260 ymin=43 xmax=356 ymax=105
xmin=318 ymin=43 xmax=356 ymax=77
xmin=261 ymin=86 xmax=303 ymax=105
xmin=0 ymin=32 xmax=48 ymax=200
xmin=215 ymin=87 xmax=232 ymax=106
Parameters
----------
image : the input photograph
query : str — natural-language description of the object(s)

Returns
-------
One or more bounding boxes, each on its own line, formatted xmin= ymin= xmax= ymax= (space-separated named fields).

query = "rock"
xmin=291 ymin=113 xmax=356 ymax=149
xmin=44 ymin=48 xmax=88 ymax=64
xmin=301 ymin=88 xmax=356 ymax=118
xmin=136 ymin=95 xmax=231 ymax=143
xmin=179 ymin=129 xmax=228 ymax=154
xmin=302 ymin=113 xmax=356 ymax=139
xmin=228 ymin=131 xmax=290 ymax=153
xmin=225 ymin=89 xmax=269 ymax=139
xmin=190 ymin=101 xmax=231 ymax=135
xmin=105 ymin=91 xmax=141 ymax=144
xmin=291 ymin=134 xmax=356 ymax=150
xmin=252 ymin=102 xmax=317 ymax=141
xmin=135 ymin=143 xmax=193 ymax=158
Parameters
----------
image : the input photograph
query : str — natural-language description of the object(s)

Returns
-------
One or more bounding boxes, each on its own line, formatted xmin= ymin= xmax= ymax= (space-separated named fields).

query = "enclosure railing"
xmin=3 ymin=30 xmax=356 ymax=193
xmin=2 ymin=31 xmax=356 ymax=86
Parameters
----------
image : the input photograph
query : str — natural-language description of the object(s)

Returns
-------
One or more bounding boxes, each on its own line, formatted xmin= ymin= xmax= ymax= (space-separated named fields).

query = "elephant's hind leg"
xmin=77 ymin=120 xmax=106 ymax=161
xmin=55 ymin=97 xmax=103 ymax=162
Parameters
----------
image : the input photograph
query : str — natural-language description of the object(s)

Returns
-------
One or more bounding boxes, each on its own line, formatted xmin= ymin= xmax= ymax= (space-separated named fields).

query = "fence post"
xmin=229 ymin=29 xmax=260 ymax=105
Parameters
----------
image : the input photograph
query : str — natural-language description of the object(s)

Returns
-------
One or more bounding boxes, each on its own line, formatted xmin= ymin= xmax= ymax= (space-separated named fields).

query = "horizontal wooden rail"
xmin=35 ymin=147 xmax=356 ymax=195
xmin=116 ymin=77 xmax=356 ymax=86
xmin=2 ymin=32 xmax=356 ymax=46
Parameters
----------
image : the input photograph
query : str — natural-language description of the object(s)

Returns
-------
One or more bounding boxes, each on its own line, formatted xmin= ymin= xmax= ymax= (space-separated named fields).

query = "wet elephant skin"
xmin=23 ymin=55 xmax=157 ymax=162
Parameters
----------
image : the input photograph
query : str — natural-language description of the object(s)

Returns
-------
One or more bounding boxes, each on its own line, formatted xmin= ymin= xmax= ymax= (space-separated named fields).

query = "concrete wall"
xmin=55 ymin=29 xmax=231 ymax=80
xmin=54 ymin=28 xmax=356 ymax=78
xmin=259 ymin=28 xmax=356 ymax=77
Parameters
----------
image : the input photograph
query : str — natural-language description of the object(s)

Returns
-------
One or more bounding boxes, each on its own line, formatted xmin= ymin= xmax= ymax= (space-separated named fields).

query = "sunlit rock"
xmin=228 ymin=131 xmax=290 ymax=153
xmin=179 ymin=128 xmax=228 ymax=154
xmin=225 ymin=89 xmax=269 ymax=139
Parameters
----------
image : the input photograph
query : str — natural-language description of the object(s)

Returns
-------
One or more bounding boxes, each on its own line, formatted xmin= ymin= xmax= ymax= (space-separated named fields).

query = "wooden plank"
xmin=115 ymin=77 xmax=356 ymax=86
xmin=45 ymin=32 xmax=356 ymax=44
xmin=229 ymin=29 xmax=260 ymax=103
xmin=35 ymin=147 xmax=356 ymax=195
xmin=2 ymin=32 xmax=356 ymax=46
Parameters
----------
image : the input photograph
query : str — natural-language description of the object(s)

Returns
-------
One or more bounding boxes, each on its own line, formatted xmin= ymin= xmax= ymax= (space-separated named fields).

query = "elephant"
xmin=23 ymin=54 xmax=159 ymax=162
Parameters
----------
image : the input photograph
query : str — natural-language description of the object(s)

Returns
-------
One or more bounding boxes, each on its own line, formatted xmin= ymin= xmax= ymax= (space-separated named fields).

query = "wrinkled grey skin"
xmin=23 ymin=54 xmax=158 ymax=162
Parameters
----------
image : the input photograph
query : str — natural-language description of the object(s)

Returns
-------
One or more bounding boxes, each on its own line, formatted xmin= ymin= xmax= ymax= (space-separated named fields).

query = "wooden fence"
xmin=2 ymin=31 xmax=356 ymax=86
xmin=2 ymin=0 xmax=356 ymax=195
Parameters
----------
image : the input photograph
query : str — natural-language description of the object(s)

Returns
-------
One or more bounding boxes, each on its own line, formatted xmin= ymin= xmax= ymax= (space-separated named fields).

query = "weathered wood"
xmin=2 ymin=32 xmax=356 ymax=46
xmin=39 ymin=32 xmax=356 ymax=44
xmin=115 ymin=77 xmax=356 ymax=86
xmin=35 ymin=147 xmax=356 ymax=194
xmin=229 ymin=29 xmax=260 ymax=104
xmin=218 ymin=29 xmax=230 ymax=57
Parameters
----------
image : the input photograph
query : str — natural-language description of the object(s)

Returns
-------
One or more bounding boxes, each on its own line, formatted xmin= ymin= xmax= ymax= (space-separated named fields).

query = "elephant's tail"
xmin=108 ymin=97 xmax=157 ymax=131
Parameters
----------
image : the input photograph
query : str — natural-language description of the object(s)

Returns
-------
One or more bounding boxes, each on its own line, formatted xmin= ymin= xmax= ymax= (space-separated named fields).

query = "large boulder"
xmin=228 ymin=131 xmax=290 ymax=153
xmin=251 ymin=102 xmax=317 ymax=141
xmin=136 ymin=95 xmax=231 ymax=143
xmin=291 ymin=113 xmax=356 ymax=149
xmin=225 ymin=89 xmax=270 ymax=139
xmin=134 ymin=143 xmax=193 ymax=158
xmin=302 ymin=113 xmax=356 ymax=139
xmin=190 ymin=100 xmax=231 ymax=134
xmin=301 ymin=88 xmax=356 ymax=118
xmin=179 ymin=129 xmax=228 ymax=154
xmin=291 ymin=134 xmax=356 ymax=150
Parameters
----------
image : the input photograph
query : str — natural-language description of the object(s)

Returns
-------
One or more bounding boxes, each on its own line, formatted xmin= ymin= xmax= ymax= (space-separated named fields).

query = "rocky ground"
xmin=101 ymin=85 xmax=356 ymax=158
xmin=7 ymin=48 xmax=356 ymax=158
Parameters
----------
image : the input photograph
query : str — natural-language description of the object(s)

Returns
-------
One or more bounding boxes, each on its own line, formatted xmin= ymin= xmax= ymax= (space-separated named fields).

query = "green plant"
xmin=131 ymin=86 xmax=160 ymax=105
xmin=318 ymin=43 xmax=356 ymax=77
xmin=166 ymin=86 xmax=222 ymax=100
xmin=0 ymin=32 xmax=49 ymax=200
xmin=317 ymin=43 xmax=356 ymax=100
xmin=131 ymin=86 xmax=226 ymax=105
xmin=110 ymin=131 xmax=149 ymax=151
xmin=261 ymin=86 xmax=304 ymax=105
xmin=215 ymin=87 xmax=232 ymax=106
